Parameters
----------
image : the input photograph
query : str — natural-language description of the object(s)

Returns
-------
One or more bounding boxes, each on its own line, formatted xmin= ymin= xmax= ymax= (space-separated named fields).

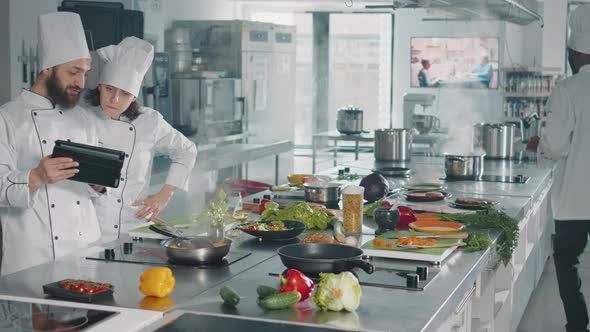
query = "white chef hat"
xmin=37 ymin=12 xmax=91 ymax=72
xmin=96 ymin=37 xmax=154 ymax=97
xmin=567 ymin=4 xmax=590 ymax=55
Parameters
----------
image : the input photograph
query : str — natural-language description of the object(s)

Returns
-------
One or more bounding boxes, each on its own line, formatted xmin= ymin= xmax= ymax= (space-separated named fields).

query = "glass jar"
xmin=343 ymin=186 xmax=364 ymax=233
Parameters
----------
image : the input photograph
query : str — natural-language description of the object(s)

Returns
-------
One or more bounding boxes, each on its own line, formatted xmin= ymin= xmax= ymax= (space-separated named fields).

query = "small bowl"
xmin=374 ymin=207 xmax=400 ymax=235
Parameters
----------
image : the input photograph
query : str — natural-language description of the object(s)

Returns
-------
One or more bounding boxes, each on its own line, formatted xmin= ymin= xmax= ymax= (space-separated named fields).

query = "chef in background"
xmin=469 ymin=53 xmax=493 ymax=88
xmin=527 ymin=5 xmax=590 ymax=332
xmin=0 ymin=12 xmax=103 ymax=275
xmin=83 ymin=37 xmax=197 ymax=243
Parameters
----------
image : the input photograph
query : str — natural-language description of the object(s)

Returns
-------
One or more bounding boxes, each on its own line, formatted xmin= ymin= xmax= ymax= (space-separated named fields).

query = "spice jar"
xmin=342 ymin=185 xmax=364 ymax=233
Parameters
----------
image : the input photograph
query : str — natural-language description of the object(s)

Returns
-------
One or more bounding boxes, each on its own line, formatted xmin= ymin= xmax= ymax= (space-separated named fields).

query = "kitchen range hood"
xmin=366 ymin=0 xmax=543 ymax=26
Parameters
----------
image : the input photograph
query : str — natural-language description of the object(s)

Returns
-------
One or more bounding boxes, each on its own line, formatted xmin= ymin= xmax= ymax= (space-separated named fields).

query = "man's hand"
xmin=29 ymin=156 xmax=79 ymax=192
xmin=132 ymin=188 xmax=174 ymax=221
xmin=527 ymin=135 xmax=541 ymax=152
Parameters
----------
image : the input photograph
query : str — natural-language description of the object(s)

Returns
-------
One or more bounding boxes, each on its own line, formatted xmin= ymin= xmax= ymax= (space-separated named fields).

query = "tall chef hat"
xmin=37 ymin=12 xmax=91 ymax=72
xmin=96 ymin=37 xmax=154 ymax=97
xmin=568 ymin=4 xmax=590 ymax=55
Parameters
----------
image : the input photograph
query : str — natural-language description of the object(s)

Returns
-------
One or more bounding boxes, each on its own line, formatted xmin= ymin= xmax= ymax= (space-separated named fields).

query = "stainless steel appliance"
xmin=374 ymin=129 xmax=412 ymax=161
xmin=413 ymin=114 xmax=440 ymax=134
xmin=336 ymin=106 xmax=363 ymax=134
xmin=169 ymin=20 xmax=296 ymax=184
xmin=481 ymin=123 xmax=515 ymax=159
xmin=171 ymin=78 xmax=244 ymax=138
xmin=444 ymin=153 xmax=485 ymax=179
xmin=303 ymin=182 xmax=341 ymax=205
xmin=403 ymin=93 xmax=436 ymax=131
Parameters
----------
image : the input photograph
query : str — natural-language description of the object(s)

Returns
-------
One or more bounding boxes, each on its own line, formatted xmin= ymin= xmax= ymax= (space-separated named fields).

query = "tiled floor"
xmin=518 ymin=253 xmax=590 ymax=332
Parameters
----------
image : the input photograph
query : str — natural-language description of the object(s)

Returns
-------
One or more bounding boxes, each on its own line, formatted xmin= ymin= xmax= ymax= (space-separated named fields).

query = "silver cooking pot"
xmin=444 ymin=153 xmax=485 ymax=179
xmin=336 ymin=106 xmax=363 ymax=134
xmin=481 ymin=123 xmax=515 ymax=159
xmin=413 ymin=114 xmax=440 ymax=134
xmin=374 ymin=128 xmax=412 ymax=161
xmin=303 ymin=182 xmax=342 ymax=205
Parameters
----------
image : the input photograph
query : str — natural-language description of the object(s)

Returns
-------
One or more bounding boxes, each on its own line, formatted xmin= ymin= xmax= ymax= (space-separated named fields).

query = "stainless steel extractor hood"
xmin=365 ymin=0 xmax=543 ymax=26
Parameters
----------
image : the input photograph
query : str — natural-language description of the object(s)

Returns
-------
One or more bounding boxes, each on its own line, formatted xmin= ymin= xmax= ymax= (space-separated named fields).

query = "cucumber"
xmin=257 ymin=291 xmax=301 ymax=310
xmin=219 ymin=285 xmax=240 ymax=307
xmin=256 ymin=285 xmax=279 ymax=299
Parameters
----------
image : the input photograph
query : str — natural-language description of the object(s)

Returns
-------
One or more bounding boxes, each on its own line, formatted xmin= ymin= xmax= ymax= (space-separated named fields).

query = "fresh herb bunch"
xmin=439 ymin=209 xmax=519 ymax=266
xmin=202 ymin=190 xmax=229 ymax=229
xmin=463 ymin=233 xmax=493 ymax=253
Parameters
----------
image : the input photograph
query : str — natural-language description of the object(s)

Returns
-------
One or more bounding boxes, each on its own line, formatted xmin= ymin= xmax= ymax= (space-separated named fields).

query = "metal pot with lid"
xmin=336 ymin=106 xmax=364 ymax=134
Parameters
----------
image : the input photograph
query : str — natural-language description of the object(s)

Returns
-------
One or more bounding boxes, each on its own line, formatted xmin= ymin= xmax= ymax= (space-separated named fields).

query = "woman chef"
xmin=84 ymin=37 xmax=197 ymax=242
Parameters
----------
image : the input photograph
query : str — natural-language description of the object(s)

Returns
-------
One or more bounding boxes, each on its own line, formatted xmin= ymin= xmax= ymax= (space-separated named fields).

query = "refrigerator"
xmin=169 ymin=20 xmax=296 ymax=186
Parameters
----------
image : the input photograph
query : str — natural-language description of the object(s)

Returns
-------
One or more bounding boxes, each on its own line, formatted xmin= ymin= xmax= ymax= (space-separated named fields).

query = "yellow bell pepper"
xmin=139 ymin=267 xmax=176 ymax=298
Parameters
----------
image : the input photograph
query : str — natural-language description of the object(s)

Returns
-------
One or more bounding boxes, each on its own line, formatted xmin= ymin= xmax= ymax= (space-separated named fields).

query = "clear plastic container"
xmin=342 ymin=185 xmax=364 ymax=233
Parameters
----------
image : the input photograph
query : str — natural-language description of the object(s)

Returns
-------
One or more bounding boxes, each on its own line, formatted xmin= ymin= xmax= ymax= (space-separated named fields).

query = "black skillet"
xmin=277 ymin=243 xmax=375 ymax=277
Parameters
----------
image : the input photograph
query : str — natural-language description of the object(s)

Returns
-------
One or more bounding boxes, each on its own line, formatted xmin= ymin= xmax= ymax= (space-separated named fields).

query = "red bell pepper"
xmin=279 ymin=269 xmax=314 ymax=302
xmin=381 ymin=201 xmax=393 ymax=208
xmin=397 ymin=206 xmax=417 ymax=225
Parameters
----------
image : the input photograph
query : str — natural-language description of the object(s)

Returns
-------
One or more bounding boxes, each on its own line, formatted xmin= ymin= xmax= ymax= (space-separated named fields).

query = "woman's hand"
xmin=132 ymin=185 xmax=175 ymax=221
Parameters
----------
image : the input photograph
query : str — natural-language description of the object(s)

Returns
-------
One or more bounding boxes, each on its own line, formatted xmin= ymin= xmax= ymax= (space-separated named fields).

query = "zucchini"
xmin=256 ymin=285 xmax=279 ymax=299
xmin=219 ymin=285 xmax=240 ymax=307
xmin=332 ymin=219 xmax=346 ymax=243
xmin=258 ymin=291 xmax=301 ymax=310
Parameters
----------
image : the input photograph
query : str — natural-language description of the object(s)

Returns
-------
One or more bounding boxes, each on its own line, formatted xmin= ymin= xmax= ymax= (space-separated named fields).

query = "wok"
xmin=149 ymin=225 xmax=231 ymax=265
xmin=277 ymin=243 xmax=374 ymax=276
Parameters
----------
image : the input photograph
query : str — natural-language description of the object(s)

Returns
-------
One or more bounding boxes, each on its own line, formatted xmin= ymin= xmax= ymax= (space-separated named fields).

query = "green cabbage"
xmin=312 ymin=272 xmax=361 ymax=312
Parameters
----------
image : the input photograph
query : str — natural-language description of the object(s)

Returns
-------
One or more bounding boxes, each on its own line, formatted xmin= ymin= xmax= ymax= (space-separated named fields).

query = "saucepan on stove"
xmin=303 ymin=182 xmax=342 ymax=205
xmin=149 ymin=225 xmax=231 ymax=265
xmin=444 ymin=153 xmax=485 ymax=180
xmin=277 ymin=243 xmax=374 ymax=277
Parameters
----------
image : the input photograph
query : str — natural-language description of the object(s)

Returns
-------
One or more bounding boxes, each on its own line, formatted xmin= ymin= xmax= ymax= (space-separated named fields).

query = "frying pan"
xmin=149 ymin=225 xmax=231 ymax=265
xmin=239 ymin=220 xmax=306 ymax=240
xmin=277 ymin=243 xmax=374 ymax=276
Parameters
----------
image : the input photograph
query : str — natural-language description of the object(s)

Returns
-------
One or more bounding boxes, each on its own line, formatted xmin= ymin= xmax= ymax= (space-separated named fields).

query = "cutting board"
xmin=128 ymin=215 xmax=204 ymax=239
xmin=361 ymin=230 xmax=462 ymax=264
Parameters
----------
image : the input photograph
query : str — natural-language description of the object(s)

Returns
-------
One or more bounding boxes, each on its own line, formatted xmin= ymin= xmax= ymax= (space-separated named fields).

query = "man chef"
xmin=0 ymin=12 xmax=103 ymax=275
xmin=527 ymin=4 xmax=590 ymax=332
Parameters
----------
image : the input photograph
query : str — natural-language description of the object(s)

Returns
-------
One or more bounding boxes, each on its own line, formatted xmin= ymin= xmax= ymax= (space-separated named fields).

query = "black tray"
xmin=52 ymin=140 xmax=125 ymax=188
xmin=43 ymin=279 xmax=114 ymax=303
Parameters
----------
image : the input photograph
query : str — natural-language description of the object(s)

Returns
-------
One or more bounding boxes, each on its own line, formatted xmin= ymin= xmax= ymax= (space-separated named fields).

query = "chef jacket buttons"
xmin=76 ymin=201 xmax=80 ymax=205
xmin=120 ymin=177 xmax=124 ymax=182
xmin=42 ymin=140 xmax=46 ymax=144
xmin=125 ymin=154 xmax=129 ymax=158
xmin=78 ymin=232 xmax=82 ymax=236
xmin=105 ymin=248 xmax=115 ymax=260
xmin=58 ymin=111 xmax=63 ymax=114
xmin=54 ymin=236 xmax=59 ymax=240
xmin=129 ymin=127 xmax=133 ymax=131
xmin=117 ymin=199 xmax=122 ymax=203
xmin=33 ymin=112 xmax=37 ymax=116
xmin=51 ymin=204 xmax=55 ymax=208
xmin=416 ymin=266 xmax=428 ymax=280
xmin=406 ymin=273 xmax=419 ymax=288
xmin=114 ymin=225 xmax=118 ymax=229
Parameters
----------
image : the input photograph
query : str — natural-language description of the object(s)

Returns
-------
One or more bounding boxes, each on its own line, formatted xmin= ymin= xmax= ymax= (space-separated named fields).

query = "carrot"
xmin=385 ymin=242 xmax=395 ymax=249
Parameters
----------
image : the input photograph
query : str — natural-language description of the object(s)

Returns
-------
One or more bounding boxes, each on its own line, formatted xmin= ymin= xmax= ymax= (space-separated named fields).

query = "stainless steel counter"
xmin=151 ymin=140 xmax=293 ymax=185
xmin=0 ymin=156 xmax=556 ymax=331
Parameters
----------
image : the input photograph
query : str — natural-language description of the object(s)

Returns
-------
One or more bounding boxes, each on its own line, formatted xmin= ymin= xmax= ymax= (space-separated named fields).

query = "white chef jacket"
xmin=85 ymin=106 xmax=197 ymax=242
xmin=0 ymin=90 xmax=102 ymax=275
xmin=540 ymin=64 xmax=590 ymax=220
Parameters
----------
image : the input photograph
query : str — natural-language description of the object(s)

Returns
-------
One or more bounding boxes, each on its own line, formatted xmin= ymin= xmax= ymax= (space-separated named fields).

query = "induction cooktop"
xmin=0 ymin=299 xmax=117 ymax=331
xmin=442 ymin=174 xmax=529 ymax=184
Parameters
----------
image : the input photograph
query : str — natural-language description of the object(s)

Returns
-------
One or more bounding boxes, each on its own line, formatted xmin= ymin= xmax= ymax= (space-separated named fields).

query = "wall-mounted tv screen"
xmin=410 ymin=37 xmax=499 ymax=89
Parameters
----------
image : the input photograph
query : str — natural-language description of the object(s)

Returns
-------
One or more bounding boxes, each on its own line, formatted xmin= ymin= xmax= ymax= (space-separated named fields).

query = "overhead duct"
xmin=365 ymin=0 xmax=544 ymax=26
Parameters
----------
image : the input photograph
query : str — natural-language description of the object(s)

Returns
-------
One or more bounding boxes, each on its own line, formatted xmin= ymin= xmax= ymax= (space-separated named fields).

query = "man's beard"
xmin=46 ymin=71 xmax=82 ymax=109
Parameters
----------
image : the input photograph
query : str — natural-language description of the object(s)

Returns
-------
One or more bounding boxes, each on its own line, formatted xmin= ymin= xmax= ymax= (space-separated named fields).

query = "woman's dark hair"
xmin=84 ymin=87 xmax=142 ymax=121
